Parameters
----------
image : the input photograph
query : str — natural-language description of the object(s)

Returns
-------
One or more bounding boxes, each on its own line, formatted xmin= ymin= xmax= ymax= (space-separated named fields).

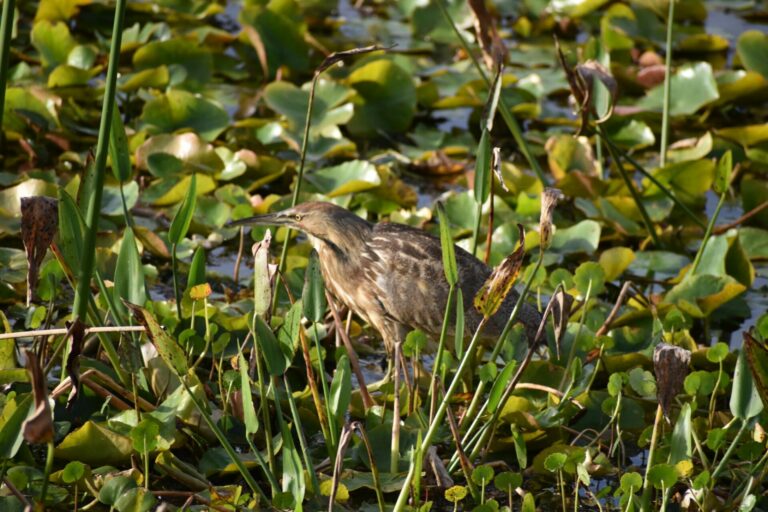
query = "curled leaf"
xmin=21 ymin=196 xmax=58 ymax=306
xmin=475 ymin=224 xmax=525 ymax=318
xmin=539 ymin=188 xmax=564 ymax=251
xmin=653 ymin=343 xmax=691 ymax=420
xmin=468 ymin=0 xmax=506 ymax=71
xmin=22 ymin=349 xmax=54 ymax=444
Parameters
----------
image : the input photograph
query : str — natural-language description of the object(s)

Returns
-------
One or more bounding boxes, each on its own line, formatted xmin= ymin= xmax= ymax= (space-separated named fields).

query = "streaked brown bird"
xmin=230 ymin=201 xmax=541 ymax=353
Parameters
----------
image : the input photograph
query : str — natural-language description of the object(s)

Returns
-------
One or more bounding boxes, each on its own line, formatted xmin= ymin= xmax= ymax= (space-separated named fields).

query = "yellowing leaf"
xmin=599 ymin=247 xmax=635 ymax=281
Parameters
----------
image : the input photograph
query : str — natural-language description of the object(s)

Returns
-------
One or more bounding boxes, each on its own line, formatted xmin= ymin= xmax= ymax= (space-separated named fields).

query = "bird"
xmin=229 ymin=201 xmax=542 ymax=353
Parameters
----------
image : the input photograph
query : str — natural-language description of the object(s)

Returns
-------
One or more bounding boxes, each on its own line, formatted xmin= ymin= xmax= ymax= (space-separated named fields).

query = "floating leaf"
xmin=305 ymin=160 xmax=381 ymax=197
xmin=56 ymin=421 xmax=133 ymax=466
xmin=636 ymin=62 xmax=719 ymax=115
xmin=347 ymin=59 xmax=417 ymax=137
xmin=133 ymin=38 xmax=213 ymax=86
xmin=737 ymin=31 xmax=768 ymax=80
xmin=141 ymin=90 xmax=229 ymax=142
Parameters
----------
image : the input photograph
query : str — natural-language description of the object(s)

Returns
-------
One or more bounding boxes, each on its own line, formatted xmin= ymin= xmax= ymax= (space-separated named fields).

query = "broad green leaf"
xmin=239 ymin=353 xmax=259 ymax=436
xmin=330 ymin=354 xmax=351 ymax=425
xmin=737 ymin=30 xmax=768 ymax=80
xmin=598 ymin=246 xmax=635 ymax=281
xmin=61 ymin=461 xmax=86 ymax=484
xmin=444 ymin=485 xmax=468 ymax=503
xmin=664 ymin=274 xmax=746 ymax=317
xmin=168 ymin=174 xmax=197 ymax=245
xmin=546 ymin=134 xmax=599 ymax=180
xmin=114 ymin=487 xmax=157 ymax=512
xmin=620 ymin=472 xmax=643 ymax=493
xmin=99 ymin=476 xmax=137 ymax=506
xmin=544 ymin=452 xmax=567 ymax=472
xmin=471 ymin=464 xmax=495 ymax=485
xmin=136 ymin=134 xmax=224 ymax=177
xmin=706 ymin=342 xmax=729 ymax=364
xmin=494 ymin=471 xmax=522 ymax=493
xmin=2 ymin=88 xmax=57 ymax=133
xmin=647 ymin=463 xmax=678 ymax=489
xmin=627 ymin=368 xmax=656 ymax=398
xmin=254 ymin=315 xmax=290 ymax=377
xmin=56 ymin=421 xmax=133 ymax=466
xmin=305 ymin=160 xmax=381 ymax=197
xmin=636 ymin=62 xmax=719 ymax=115
xmin=280 ymin=422 xmax=305 ymax=511
xmin=141 ymin=90 xmax=229 ymax=142
xmin=551 ymin=220 xmax=601 ymax=254
xmin=436 ymin=201 xmax=458 ymax=286
xmin=347 ymin=59 xmax=417 ymax=137
xmin=240 ymin=5 xmax=310 ymax=76
xmin=302 ymin=251 xmax=326 ymax=323
xmin=133 ymin=38 xmax=213 ymax=86
xmin=744 ymin=332 xmax=768 ymax=410
xmin=263 ymin=79 xmax=353 ymax=134
xmin=574 ymin=261 xmax=606 ymax=297
xmin=131 ymin=417 xmax=161 ymax=453
xmin=730 ymin=349 xmax=764 ymax=420
xmin=30 ymin=20 xmax=76 ymax=68
xmin=126 ymin=303 xmax=189 ymax=375
xmin=669 ymin=403 xmax=692 ymax=464
xmin=512 ymin=425 xmax=527 ymax=469
xmin=0 ymin=394 xmax=33 ymax=459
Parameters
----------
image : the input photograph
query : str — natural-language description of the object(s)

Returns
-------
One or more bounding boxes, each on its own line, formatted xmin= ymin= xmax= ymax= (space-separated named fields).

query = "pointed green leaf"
xmin=713 ymin=150 xmax=732 ymax=195
xmin=168 ymin=174 xmax=197 ymax=245
xmin=473 ymin=129 xmax=492 ymax=205
xmin=330 ymin=354 xmax=351 ymax=425
xmin=109 ymin=111 xmax=131 ymax=182
xmin=669 ymin=403 xmax=692 ymax=464
xmin=436 ymin=202 xmax=458 ymax=286
xmin=454 ymin=288 xmax=465 ymax=357
xmin=730 ymin=348 xmax=764 ymax=420
xmin=114 ymin=227 xmax=147 ymax=317
xmin=302 ymin=251 xmax=326 ymax=323
xmin=126 ymin=303 xmax=189 ymax=375
xmin=254 ymin=316 xmax=289 ymax=377
xmin=239 ymin=353 xmax=259 ymax=436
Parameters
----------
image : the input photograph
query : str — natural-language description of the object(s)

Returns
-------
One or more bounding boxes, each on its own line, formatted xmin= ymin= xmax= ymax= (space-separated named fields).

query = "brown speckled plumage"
xmin=231 ymin=201 xmax=542 ymax=351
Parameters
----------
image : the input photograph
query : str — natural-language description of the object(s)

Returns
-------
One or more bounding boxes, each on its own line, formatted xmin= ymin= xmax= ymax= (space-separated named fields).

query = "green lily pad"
xmin=664 ymin=274 xmax=746 ymax=317
xmin=737 ymin=30 xmax=768 ymax=80
xmin=239 ymin=5 xmax=310 ymax=76
xmin=551 ymin=220 xmax=601 ymax=254
xmin=30 ymin=20 xmax=76 ymax=69
xmin=141 ymin=90 xmax=229 ymax=141
xmin=347 ymin=59 xmax=417 ymax=137
xmin=306 ymin=160 xmax=381 ymax=197
xmin=55 ymin=421 xmax=133 ymax=466
xmin=2 ymin=88 xmax=57 ymax=133
xmin=645 ymin=159 xmax=714 ymax=204
xmin=636 ymin=62 xmax=719 ymax=115
xmin=135 ymin=133 xmax=225 ymax=177
xmin=133 ymin=39 xmax=213 ymax=87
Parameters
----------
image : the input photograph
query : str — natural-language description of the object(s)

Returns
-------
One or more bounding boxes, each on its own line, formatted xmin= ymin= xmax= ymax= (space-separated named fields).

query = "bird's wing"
xmin=367 ymin=223 xmax=491 ymax=336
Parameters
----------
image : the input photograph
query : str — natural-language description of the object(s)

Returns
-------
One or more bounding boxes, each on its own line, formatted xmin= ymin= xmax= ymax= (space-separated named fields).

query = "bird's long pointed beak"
xmin=226 ymin=212 xmax=292 ymax=228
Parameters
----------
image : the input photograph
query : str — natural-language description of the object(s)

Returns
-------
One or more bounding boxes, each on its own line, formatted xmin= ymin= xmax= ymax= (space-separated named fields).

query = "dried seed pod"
xmin=653 ymin=343 xmax=692 ymax=420
xmin=539 ymin=188 xmax=564 ymax=251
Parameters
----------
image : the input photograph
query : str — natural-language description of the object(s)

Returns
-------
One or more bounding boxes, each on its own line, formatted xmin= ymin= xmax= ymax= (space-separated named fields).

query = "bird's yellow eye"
xmin=294 ymin=214 xmax=302 ymax=222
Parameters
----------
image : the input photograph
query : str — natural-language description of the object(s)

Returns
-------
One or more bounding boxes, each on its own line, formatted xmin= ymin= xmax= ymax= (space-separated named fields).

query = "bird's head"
xmin=227 ymin=201 xmax=371 ymax=252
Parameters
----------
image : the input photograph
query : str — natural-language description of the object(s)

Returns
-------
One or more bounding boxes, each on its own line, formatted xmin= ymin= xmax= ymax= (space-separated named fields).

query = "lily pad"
xmin=347 ymin=59 xmax=417 ymax=137
xmin=635 ymin=62 xmax=719 ymax=115
xmin=306 ymin=160 xmax=381 ymax=197
xmin=133 ymin=39 xmax=213 ymax=87
xmin=664 ymin=274 xmax=746 ymax=317
xmin=141 ymin=90 xmax=229 ymax=141
xmin=55 ymin=421 xmax=133 ymax=466
xmin=30 ymin=20 xmax=76 ymax=69
xmin=737 ymin=31 xmax=768 ymax=80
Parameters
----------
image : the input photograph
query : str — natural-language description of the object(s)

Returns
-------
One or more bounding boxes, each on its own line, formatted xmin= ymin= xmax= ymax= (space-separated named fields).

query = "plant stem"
xmin=72 ymin=0 xmax=126 ymax=321
xmin=434 ymin=0 xmax=547 ymax=185
xmin=711 ymin=419 xmax=749 ymax=481
xmin=429 ymin=285 xmax=455 ymax=423
xmin=600 ymin=126 xmax=662 ymax=248
xmin=689 ymin=190 xmax=726 ymax=277
xmin=39 ymin=440 xmax=54 ymax=507
xmin=0 ymin=0 xmax=15 ymax=151
xmin=660 ymin=0 xmax=676 ymax=167
xmin=393 ymin=317 xmax=489 ymax=511
xmin=640 ymin=405 xmax=664 ymax=512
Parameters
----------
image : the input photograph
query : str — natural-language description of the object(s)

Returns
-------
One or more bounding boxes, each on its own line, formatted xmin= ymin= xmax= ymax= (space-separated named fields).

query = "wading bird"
xmin=229 ymin=201 xmax=541 ymax=353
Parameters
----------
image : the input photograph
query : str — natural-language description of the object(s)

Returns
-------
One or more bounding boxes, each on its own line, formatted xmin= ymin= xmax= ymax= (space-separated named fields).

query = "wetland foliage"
xmin=1 ymin=0 xmax=768 ymax=510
